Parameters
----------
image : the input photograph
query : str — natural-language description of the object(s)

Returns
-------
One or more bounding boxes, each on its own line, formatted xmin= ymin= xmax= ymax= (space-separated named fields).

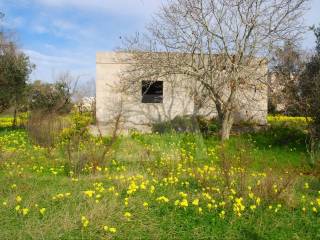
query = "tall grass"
xmin=0 ymin=115 xmax=318 ymax=239
xmin=26 ymin=112 xmax=70 ymax=147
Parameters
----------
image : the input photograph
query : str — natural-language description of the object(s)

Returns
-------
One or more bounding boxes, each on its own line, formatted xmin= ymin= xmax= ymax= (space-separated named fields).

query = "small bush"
xmin=152 ymin=115 xmax=219 ymax=135
xmin=58 ymin=111 xmax=111 ymax=175
xmin=26 ymin=112 xmax=70 ymax=147
xmin=241 ymin=116 xmax=309 ymax=151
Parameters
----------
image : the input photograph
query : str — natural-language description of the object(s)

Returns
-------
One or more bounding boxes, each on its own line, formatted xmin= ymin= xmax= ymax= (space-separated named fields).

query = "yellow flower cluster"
xmin=156 ymin=196 xmax=169 ymax=203
xmin=52 ymin=192 xmax=71 ymax=200
xmin=81 ymin=216 xmax=89 ymax=228
xmin=1 ymin=120 xmax=320 ymax=239
xmin=233 ymin=198 xmax=245 ymax=217
xmin=103 ymin=225 xmax=117 ymax=233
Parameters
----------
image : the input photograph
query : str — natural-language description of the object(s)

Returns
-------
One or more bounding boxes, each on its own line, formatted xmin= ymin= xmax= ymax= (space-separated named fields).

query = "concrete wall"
xmin=96 ymin=52 xmax=268 ymax=134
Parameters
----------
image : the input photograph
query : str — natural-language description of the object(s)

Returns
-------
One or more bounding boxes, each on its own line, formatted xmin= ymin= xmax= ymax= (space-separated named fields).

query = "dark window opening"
xmin=142 ymin=81 xmax=163 ymax=103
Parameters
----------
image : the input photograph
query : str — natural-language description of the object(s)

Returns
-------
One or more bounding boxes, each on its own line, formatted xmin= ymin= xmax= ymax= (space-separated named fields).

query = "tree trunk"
xmin=12 ymin=106 xmax=17 ymax=128
xmin=221 ymin=109 xmax=234 ymax=141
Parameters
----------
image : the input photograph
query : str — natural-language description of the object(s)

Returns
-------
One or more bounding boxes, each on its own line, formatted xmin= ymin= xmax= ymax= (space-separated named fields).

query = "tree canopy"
xmin=0 ymin=13 xmax=33 ymax=116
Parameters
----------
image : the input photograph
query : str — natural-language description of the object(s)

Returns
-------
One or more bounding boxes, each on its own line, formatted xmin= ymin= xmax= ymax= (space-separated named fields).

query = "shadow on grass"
xmin=0 ymin=126 xmax=24 ymax=134
xmin=240 ymin=227 xmax=266 ymax=240
xmin=247 ymin=125 xmax=308 ymax=151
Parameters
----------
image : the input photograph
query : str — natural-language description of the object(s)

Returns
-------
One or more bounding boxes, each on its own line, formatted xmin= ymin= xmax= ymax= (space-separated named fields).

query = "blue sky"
xmin=1 ymin=0 xmax=319 ymax=83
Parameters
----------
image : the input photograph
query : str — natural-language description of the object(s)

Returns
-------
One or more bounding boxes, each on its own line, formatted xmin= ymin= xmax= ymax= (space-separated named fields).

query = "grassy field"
xmin=0 ymin=115 xmax=319 ymax=240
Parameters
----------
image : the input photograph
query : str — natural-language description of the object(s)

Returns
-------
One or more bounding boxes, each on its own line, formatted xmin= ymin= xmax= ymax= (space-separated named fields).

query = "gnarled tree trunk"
xmin=221 ymin=109 xmax=234 ymax=141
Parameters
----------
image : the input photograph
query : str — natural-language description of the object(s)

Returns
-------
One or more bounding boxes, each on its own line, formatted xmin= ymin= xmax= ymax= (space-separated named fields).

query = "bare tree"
xmin=121 ymin=0 xmax=309 ymax=140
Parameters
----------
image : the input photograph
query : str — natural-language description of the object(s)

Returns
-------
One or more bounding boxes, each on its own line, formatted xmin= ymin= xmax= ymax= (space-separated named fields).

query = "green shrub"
xmin=58 ymin=111 xmax=112 ymax=175
xmin=59 ymin=111 xmax=91 ymax=143
xmin=26 ymin=112 xmax=70 ymax=147
xmin=152 ymin=115 xmax=219 ymax=135
xmin=249 ymin=124 xmax=307 ymax=151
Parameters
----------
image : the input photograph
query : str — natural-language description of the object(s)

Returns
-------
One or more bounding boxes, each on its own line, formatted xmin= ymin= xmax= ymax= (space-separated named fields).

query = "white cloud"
xmin=52 ymin=19 xmax=78 ymax=30
xmin=24 ymin=49 xmax=95 ymax=83
xmin=30 ymin=17 xmax=98 ymax=43
xmin=32 ymin=0 xmax=162 ymax=16
xmin=2 ymin=16 xmax=24 ymax=29
xmin=32 ymin=24 xmax=49 ymax=34
xmin=24 ymin=49 xmax=86 ymax=66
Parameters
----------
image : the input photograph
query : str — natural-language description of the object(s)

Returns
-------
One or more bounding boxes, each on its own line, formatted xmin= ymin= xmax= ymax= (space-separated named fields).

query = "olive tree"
xmin=0 ymin=12 xmax=33 ymax=126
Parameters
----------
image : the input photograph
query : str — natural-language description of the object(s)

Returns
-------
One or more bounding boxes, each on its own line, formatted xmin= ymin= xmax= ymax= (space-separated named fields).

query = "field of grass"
xmin=0 ymin=115 xmax=319 ymax=240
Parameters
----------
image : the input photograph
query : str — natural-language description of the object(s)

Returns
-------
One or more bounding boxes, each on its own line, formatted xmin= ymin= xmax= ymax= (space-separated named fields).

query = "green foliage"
xmin=28 ymin=80 xmax=73 ymax=114
xmin=59 ymin=111 xmax=91 ymax=143
xmin=58 ymin=111 xmax=108 ymax=175
xmin=299 ymin=25 xmax=320 ymax=161
xmin=250 ymin=124 xmax=306 ymax=150
xmin=0 ymin=115 xmax=319 ymax=239
xmin=152 ymin=115 xmax=219 ymax=135
xmin=0 ymin=42 xmax=33 ymax=113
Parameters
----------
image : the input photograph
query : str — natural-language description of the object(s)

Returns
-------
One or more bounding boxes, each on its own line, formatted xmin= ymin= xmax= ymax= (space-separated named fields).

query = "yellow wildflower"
xmin=83 ymin=190 xmax=95 ymax=198
xmin=124 ymin=212 xmax=132 ymax=219
xmin=192 ymin=199 xmax=199 ymax=206
xmin=16 ymin=195 xmax=22 ymax=203
xmin=40 ymin=208 xmax=46 ymax=215
xmin=250 ymin=205 xmax=256 ymax=211
xmin=22 ymin=208 xmax=29 ymax=216
xmin=104 ymin=226 xmax=117 ymax=233
xmin=179 ymin=192 xmax=187 ymax=198
xmin=246 ymin=191 xmax=253 ymax=199
xmin=180 ymin=199 xmax=188 ymax=208
xmin=219 ymin=210 xmax=225 ymax=219
xmin=256 ymin=197 xmax=261 ymax=206
xmin=156 ymin=196 xmax=169 ymax=203
xmin=81 ymin=216 xmax=89 ymax=228
xmin=143 ymin=202 xmax=149 ymax=208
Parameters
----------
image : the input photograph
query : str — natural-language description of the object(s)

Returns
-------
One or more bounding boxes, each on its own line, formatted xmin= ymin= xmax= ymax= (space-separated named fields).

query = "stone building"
xmin=96 ymin=52 xmax=268 ymax=134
